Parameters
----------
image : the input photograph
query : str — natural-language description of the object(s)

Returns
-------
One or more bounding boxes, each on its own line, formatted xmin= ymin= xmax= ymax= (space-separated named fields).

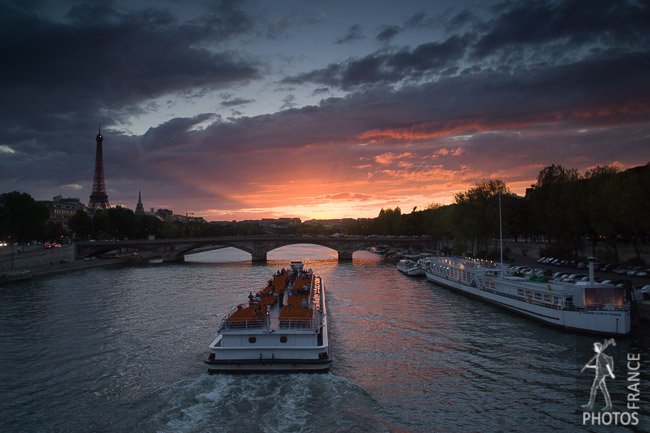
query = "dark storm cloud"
xmin=286 ymin=0 xmax=650 ymax=91
xmin=473 ymin=0 xmax=650 ymax=57
xmin=376 ymin=25 xmax=400 ymax=43
xmin=148 ymin=50 xmax=650 ymax=158
xmin=0 ymin=0 xmax=261 ymax=204
xmin=335 ymin=24 xmax=364 ymax=44
xmin=283 ymin=34 xmax=470 ymax=89
xmin=0 ymin=1 xmax=259 ymax=132
xmin=376 ymin=10 xmax=440 ymax=43
xmin=221 ymin=98 xmax=255 ymax=107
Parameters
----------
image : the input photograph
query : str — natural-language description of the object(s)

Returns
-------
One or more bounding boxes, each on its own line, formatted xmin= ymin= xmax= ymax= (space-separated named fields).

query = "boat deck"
xmin=221 ymin=269 xmax=318 ymax=332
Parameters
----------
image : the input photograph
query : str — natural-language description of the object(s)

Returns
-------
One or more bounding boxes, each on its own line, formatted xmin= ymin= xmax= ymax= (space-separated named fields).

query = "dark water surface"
xmin=1 ymin=246 xmax=648 ymax=432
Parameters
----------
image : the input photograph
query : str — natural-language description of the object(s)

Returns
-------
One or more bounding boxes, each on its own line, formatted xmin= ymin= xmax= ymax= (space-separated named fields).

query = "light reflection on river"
xmin=0 ymin=244 xmax=648 ymax=432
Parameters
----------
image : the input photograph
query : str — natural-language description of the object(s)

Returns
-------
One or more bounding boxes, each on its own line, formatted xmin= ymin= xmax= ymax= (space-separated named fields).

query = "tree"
xmin=453 ymin=180 xmax=510 ymax=256
xmin=529 ymin=164 xmax=584 ymax=256
xmin=0 ymin=191 xmax=49 ymax=242
xmin=583 ymin=165 xmax=622 ymax=260
xmin=92 ymin=212 xmax=111 ymax=240
xmin=376 ymin=207 xmax=402 ymax=235
xmin=134 ymin=215 xmax=163 ymax=239
xmin=68 ymin=210 xmax=93 ymax=239
xmin=106 ymin=206 xmax=136 ymax=239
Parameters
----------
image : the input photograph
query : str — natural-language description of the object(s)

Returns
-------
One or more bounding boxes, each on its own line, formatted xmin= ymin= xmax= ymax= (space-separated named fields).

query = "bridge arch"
xmin=75 ymin=235 xmax=433 ymax=262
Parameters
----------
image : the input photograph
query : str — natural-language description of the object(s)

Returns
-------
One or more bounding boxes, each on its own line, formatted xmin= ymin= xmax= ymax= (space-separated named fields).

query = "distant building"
xmin=155 ymin=208 xmax=174 ymax=222
xmin=258 ymin=218 xmax=301 ymax=228
xmin=303 ymin=218 xmax=363 ymax=229
xmin=135 ymin=191 xmax=145 ymax=215
xmin=39 ymin=195 xmax=87 ymax=230
xmin=174 ymin=214 xmax=207 ymax=224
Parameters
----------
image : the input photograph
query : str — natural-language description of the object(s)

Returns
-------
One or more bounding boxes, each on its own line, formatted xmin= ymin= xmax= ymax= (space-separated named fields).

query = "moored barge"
xmin=424 ymin=256 xmax=630 ymax=335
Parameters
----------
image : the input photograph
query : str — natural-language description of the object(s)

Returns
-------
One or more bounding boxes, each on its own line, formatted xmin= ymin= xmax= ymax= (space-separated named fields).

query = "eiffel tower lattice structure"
xmin=88 ymin=127 xmax=110 ymax=211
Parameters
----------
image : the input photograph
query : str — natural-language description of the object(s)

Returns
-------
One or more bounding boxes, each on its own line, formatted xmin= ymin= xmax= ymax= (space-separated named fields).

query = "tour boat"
xmin=397 ymin=258 xmax=422 ymax=276
xmin=205 ymin=261 xmax=331 ymax=373
xmin=424 ymin=256 xmax=630 ymax=335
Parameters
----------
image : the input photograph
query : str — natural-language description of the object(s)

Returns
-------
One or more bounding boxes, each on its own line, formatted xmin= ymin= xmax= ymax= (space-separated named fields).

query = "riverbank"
xmin=30 ymin=257 xmax=133 ymax=277
xmin=0 ymin=257 xmax=133 ymax=284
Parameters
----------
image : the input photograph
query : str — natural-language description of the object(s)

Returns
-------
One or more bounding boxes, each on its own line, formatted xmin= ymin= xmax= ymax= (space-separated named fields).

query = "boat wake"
xmin=149 ymin=372 xmax=391 ymax=433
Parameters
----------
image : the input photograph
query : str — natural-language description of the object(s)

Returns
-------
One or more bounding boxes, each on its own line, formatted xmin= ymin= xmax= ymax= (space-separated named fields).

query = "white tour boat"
xmin=397 ymin=258 xmax=423 ymax=276
xmin=205 ymin=261 xmax=331 ymax=373
xmin=424 ymin=256 xmax=630 ymax=335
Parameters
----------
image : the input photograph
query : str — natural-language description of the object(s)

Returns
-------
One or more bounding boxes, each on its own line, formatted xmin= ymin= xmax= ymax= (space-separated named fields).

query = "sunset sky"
xmin=1 ymin=0 xmax=649 ymax=221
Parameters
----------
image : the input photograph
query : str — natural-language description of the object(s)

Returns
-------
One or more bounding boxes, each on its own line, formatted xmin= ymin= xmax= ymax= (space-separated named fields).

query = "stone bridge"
xmin=76 ymin=235 xmax=434 ymax=262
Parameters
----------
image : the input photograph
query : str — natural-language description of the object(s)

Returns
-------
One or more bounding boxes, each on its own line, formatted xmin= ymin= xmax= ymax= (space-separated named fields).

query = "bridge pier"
xmin=337 ymin=250 xmax=354 ymax=261
xmin=162 ymin=253 xmax=185 ymax=263
xmin=251 ymin=253 xmax=267 ymax=262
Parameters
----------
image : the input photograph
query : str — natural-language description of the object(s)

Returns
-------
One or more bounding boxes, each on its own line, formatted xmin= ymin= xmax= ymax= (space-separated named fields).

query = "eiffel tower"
xmin=88 ymin=127 xmax=110 ymax=211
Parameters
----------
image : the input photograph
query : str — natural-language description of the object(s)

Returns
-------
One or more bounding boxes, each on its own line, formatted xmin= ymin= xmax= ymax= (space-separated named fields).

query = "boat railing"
xmin=220 ymin=317 xmax=267 ymax=330
xmin=278 ymin=315 xmax=320 ymax=329
xmin=219 ymin=272 xmax=325 ymax=332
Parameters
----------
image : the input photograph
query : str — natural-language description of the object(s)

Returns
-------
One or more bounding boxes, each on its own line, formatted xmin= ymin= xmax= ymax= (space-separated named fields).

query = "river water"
xmin=1 ymin=245 xmax=648 ymax=432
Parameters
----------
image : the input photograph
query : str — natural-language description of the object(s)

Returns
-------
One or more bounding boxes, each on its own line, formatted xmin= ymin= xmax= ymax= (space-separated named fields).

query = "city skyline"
xmin=1 ymin=0 xmax=650 ymax=221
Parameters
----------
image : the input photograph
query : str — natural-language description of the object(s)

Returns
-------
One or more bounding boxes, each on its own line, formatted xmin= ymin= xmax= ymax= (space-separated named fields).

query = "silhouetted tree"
xmin=68 ymin=210 xmax=93 ymax=239
xmin=0 ymin=191 xmax=49 ymax=242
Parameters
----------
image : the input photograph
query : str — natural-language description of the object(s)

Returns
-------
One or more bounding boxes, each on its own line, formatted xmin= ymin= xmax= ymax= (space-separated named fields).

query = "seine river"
xmin=1 ymin=245 xmax=648 ymax=432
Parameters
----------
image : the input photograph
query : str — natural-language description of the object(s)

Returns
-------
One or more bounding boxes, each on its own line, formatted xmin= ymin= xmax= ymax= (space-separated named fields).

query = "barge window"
xmin=517 ymin=289 xmax=524 ymax=296
xmin=544 ymin=294 xmax=552 ymax=302
xmin=248 ymin=337 xmax=256 ymax=344
xmin=534 ymin=292 xmax=542 ymax=300
xmin=280 ymin=336 xmax=288 ymax=343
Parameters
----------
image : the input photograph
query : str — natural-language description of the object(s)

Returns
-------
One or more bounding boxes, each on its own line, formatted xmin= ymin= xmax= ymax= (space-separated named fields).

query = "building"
xmin=39 ymin=195 xmax=87 ymax=230
xmin=155 ymin=208 xmax=174 ymax=222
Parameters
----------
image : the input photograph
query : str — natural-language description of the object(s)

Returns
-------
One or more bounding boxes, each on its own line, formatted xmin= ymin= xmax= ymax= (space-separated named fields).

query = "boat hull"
xmin=425 ymin=271 xmax=630 ymax=335
xmin=205 ymin=354 xmax=332 ymax=373
xmin=398 ymin=267 xmax=422 ymax=276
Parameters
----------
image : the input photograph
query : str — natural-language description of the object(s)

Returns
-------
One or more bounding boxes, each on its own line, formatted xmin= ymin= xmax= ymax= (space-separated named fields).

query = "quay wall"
xmin=0 ymin=244 xmax=75 ymax=274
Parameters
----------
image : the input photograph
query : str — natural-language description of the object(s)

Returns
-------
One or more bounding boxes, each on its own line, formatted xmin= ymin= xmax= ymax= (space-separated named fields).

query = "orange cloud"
xmin=374 ymin=152 xmax=413 ymax=164
xmin=356 ymin=99 xmax=650 ymax=143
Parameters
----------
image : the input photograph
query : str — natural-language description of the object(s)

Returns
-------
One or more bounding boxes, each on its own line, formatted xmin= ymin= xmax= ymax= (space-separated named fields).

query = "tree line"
xmin=341 ymin=163 xmax=649 ymax=264
xmin=1 ymin=162 xmax=648 ymax=263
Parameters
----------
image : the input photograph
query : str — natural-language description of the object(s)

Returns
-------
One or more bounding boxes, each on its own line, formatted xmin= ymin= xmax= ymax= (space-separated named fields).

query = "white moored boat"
xmin=205 ymin=261 xmax=331 ymax=373
xmin=397 ymin=258 xmax=422 ymax=276
xmin=424 ymin=257 xmax=630 ymax=335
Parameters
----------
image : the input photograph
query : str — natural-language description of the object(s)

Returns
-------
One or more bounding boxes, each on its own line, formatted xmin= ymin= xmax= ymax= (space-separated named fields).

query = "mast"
xmin=499 ymin=191 xmax=503 ymax=267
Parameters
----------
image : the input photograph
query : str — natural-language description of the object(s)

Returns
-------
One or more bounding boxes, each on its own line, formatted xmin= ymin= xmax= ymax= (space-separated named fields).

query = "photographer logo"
xmin=580 ymin=339 xmax=641 ymax=426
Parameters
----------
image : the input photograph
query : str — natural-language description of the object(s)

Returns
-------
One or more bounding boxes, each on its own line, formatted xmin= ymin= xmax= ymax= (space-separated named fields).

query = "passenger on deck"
xmin=266 ymin=304 xmax=271 ymax=315
xmin=248 ymin=292 xmax=254 ymax=303
xmin=302 ymin=298 xmax=308 ymax=308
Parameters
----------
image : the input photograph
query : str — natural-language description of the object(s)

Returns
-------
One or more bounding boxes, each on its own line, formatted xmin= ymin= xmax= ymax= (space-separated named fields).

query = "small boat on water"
xmin=205 ymin=261 xmax=331 ymax=373
xmin=397 ymin=258 xmax=422 ymax=276
xmin=423 ymin=256 xmax=631 ymax=335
